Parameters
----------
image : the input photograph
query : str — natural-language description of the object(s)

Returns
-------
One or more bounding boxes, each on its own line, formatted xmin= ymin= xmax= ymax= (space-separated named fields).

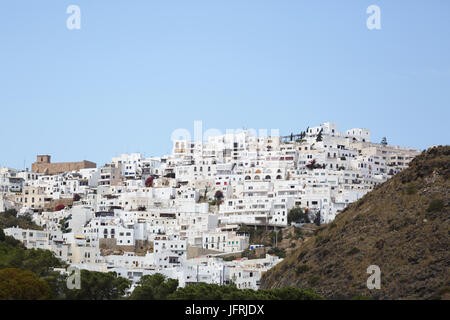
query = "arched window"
xmin=276 ymin=175 xmax=282 ymax=180
xmin=245 ymin=176 xmax=251 ymax=180
xmin=265 ymin=175 xmax=271 ymax=180
xmin=254 ymin=175 xmax=261 ymax=180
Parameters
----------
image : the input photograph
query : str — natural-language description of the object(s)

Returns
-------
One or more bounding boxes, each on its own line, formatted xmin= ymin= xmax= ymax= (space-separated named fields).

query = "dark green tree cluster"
xmin=0 ymin=209 xmax=42 ymax=230
xmin=288 ymin=207 xmax=309 ymax=224
xmin=1 ymin=208 xmax=323 ymax=301
xmin=267 ymin=247 xmax=286 ymax=258
xmin=59 ymin=217 xmax=71 ymax=233
xmin=0 ymin=240 xmax=65 ymax=278
xmin=0 ymin=268 xmax=52 ymax=300
xmin=0 ymin=226 xmax=67 ymax=299
xmin=122 ymin=274 xmax=324 ymax=300
xmin=1 ymin=216 xmax=131 ymax=300
xmin=237 ymin=224 xmax=265 ymax=243
xmin=167 ymin=282 xmax=322 ymax=300
xmin=129 ymin=273 xmax=178 ymax=300
xmin=65 ymin=270 xmax=131 ymax=300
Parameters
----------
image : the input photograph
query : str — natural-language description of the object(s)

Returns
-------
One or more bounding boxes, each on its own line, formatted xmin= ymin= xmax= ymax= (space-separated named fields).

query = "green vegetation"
xmin=292 ymin=227 xmax=303 ymax=240
xmin=0 ymin=240 xmax=66 ymax=278
xmin=347 ymin=247 xmax=360 ymax=255
xmin=288 ymin=207 xmax=309 ymax=224
xmin=262 ymin=147 xmax=450 ymax=299
xmin=167 ymin=282 xmax=322 ymax=300
xmin=405 ymin=184 xmax=419 ymax=195
xmin=0 ymin=268 xmax=52 ymax=300
xmin=65 ymin=269 xmax=131 ymax=300
xmin=0 ymin=209 xmax=42 ymax=230
xmin=295 ymin=264 xmax=311 ymax=275
xmin=0 ymin=222 xmax=67 ymax=299
xmin=222 ymin=255 xmax=237 ymax=261
xmin=267 ymin=247 xmax=286 ymax=258
xmin=269 ymin=230 xmax=282 ymax=245
xmin=0 ymin=229 xmax=131 ymax=300
xmin=427 ymin=199 xmax=444 ymax=212
xmin=237 ymin=224 xmax=265 ymax=243
xmin=1 ymin=209 xmax=322 ymax=301
xmin=59 ymin=217 xmax=70 ymax=233
xmin=308 ymin=277 xmax=319 ymax=286
xmin=129 ymin=273 xmax=178 ymax=300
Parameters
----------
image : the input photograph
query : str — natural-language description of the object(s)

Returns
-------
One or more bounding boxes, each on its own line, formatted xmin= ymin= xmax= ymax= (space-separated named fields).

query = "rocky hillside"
xmin=261 ymin=146 xmax=450 ymax=300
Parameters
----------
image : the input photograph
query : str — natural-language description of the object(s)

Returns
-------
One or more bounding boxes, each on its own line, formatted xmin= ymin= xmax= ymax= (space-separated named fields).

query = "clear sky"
xmin=0 ymin=0 xmax=449 ymax=169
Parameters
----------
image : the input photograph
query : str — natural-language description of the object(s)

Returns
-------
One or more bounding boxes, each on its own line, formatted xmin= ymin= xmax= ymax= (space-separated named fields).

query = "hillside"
xmin=261 ymin=146 xmax=450 ymax=300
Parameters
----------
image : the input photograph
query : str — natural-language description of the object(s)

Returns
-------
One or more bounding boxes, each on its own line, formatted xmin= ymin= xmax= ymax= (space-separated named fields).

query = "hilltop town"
xmin=0 ymin=122 xmax=420 ymax=292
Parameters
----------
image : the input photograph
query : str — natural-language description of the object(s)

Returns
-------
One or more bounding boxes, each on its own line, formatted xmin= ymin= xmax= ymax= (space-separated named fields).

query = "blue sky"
xmin=0 ymin=0 xmax=449 ymax=169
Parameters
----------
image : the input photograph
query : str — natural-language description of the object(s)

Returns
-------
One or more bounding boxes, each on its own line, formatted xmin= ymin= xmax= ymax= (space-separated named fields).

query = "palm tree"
xmin=214 ymin=190 xmax=224 ymax=209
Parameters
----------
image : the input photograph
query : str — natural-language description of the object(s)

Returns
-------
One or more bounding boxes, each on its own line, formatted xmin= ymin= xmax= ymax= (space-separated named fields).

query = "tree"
xmin=64 ymin=270 xmax=131 ymax=300
xmin=316 ymin=129 xmax=323 ymax=142
xmin=0 ymin=238 xmax=66 ymax=278
xmin=130 ymin=273 xmax=178 ymax=300
xmin=214 ymin=190 xmax=224 ymax=201
xmin=167 ymin=282 xmax=323 ymax=300
xmin=41 ymin=271 xmax=68 ymax=300
xmin=0 ymin=229 xmax=5 ymax=242
xmin=288 ymin=207 xmax=309 ymax=224
xmin=20 ymin=248 xmax=66 ymax=277
xmin=0 ymin=268 xmax=52 ymax=300
xmin=381 ymin=137 xmax=388 ymax=146
xmin=0 ymin=210 xmax=42 ymax=230
xmin=0 ymin=232 xmax=68 ymax=299
xmin=59 ymin=217 xmax=70 ymax=233
xmin=214 ymin=190 xmax=224 ymax=204
xmin=267 ymin=247 xmax=286 ymax=258
xmin=313 ymin=211 xmax=321 ymax=226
